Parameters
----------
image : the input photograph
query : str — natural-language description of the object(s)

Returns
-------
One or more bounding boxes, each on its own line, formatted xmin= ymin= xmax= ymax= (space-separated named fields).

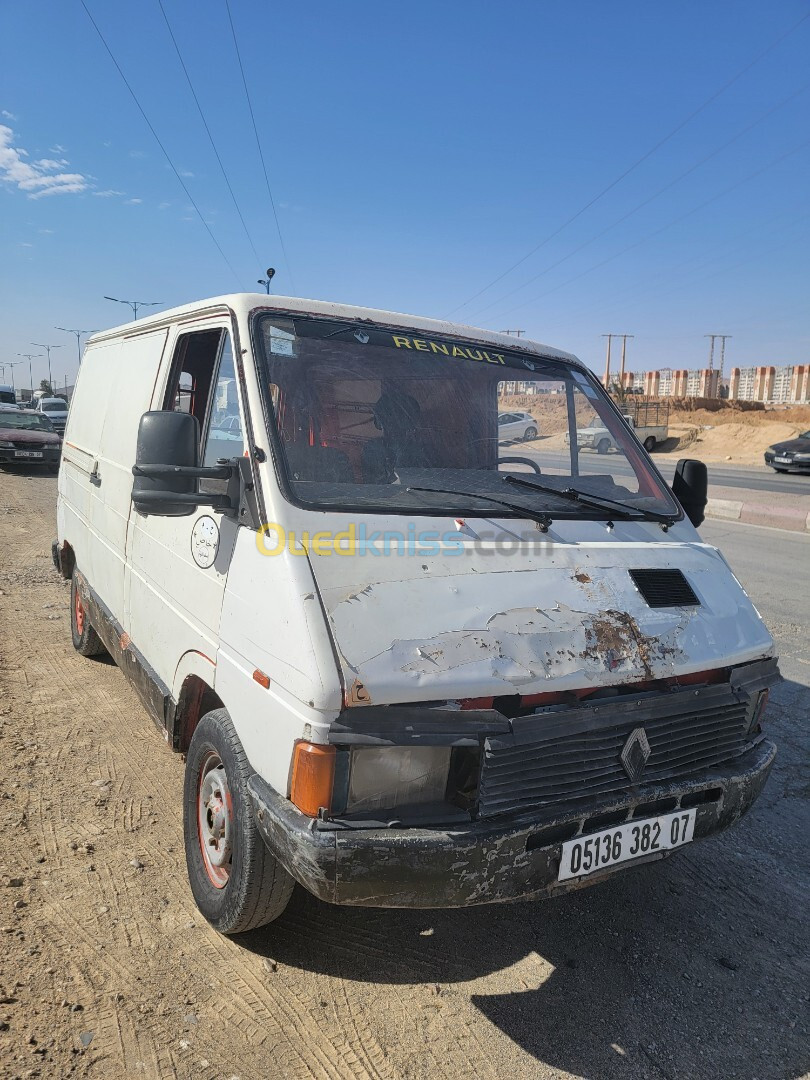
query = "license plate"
xmin=558 ymin=808 xmax=696 ymax=882
xmin=14 ymin=450 xmax=43 ymax=459
xmin=774 ymin=456 xmax=791 ymax=464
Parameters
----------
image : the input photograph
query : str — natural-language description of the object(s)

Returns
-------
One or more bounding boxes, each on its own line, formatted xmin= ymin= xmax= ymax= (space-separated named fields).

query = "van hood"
xmin=309 ymin=533 xmax=773 ymax=706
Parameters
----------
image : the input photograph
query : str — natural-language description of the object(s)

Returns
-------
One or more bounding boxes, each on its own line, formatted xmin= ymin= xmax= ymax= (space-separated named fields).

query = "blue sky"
xmin=1 ymin=1 xmax=808 ymax=393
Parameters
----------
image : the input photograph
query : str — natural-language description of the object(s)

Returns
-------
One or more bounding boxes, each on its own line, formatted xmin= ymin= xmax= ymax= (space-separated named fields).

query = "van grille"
xmin=629 ymin=568 xmax=699 ymax=607
xmin=478 ymin=696 xmax=751 ymax=819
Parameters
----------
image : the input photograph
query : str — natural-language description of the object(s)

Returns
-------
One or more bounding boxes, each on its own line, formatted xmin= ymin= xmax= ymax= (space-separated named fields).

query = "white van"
xmin=54 ymin=294 xmax=778 ymax=934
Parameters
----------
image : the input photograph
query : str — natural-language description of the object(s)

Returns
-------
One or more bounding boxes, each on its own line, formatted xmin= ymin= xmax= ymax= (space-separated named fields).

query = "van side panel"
xmin=59 ymin=340 xmax=121 ymax=584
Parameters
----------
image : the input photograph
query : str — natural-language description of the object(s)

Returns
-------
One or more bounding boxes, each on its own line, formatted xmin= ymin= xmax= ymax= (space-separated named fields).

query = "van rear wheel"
xmin=183 ymin=708 xmax=295 ymax=935
xmin=70 ymin=575 xmax=107 ymax=657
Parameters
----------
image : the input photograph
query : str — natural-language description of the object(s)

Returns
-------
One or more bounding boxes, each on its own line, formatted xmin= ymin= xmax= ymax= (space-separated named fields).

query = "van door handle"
xmin=89 ymin=463 xmax=102 ymax=487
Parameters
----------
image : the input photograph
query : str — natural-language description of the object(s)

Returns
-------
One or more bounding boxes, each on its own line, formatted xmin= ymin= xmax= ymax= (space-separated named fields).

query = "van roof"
xmin=85 ymin=293 xmax=581 ymax=366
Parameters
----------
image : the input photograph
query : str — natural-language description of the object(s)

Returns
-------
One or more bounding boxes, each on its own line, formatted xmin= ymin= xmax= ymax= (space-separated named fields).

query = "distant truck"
xmin=0 ymin=385 xmax=17 ymax=407
xmin=573 ymin=401 xmax=669 ymax=454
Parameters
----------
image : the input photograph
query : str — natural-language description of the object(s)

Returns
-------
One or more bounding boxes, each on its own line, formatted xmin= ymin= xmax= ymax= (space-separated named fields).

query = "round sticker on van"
xmin=191 ymin=515 xmax=219 ymax=569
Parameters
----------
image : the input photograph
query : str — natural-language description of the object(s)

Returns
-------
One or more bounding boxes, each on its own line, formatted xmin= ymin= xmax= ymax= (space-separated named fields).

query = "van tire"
xmin=183 ymin=708 xmax=295 ymax=935
xmin=70 ymin=574 xmax=107 ymax=657
xmin=596 ymin=438 xmax=611 ymax=455
xmin=643 ymin=435 xmax=656 ymax=452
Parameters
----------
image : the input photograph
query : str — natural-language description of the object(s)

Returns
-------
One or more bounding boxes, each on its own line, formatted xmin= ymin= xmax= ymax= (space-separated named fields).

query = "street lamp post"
xmin=257 ymin=268 xmax=276 ymax=294
xmin=17 ymin=353 xmax=41 ymax=398
xmin=103 ymin=296 xmax=162 ymax=320
xmin=4 ymin=361 xmax=22 ymax=395
xmin=30 ymin=343 xmax=64 ymax=392
xmin=55 ymin=326 xmax=96 ymax=369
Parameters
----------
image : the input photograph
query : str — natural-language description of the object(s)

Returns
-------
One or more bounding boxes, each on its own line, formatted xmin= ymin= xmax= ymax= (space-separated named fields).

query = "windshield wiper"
xmin=406 ymin=485 xmax=552 ymax=532
xmin=503 ymin=473 xmax=676 ymax=526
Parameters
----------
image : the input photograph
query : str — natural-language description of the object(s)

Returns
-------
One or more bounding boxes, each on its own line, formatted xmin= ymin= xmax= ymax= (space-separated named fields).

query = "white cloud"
xmin=2 ymin=110 xmax=17 ymax=121
xmin=179 ymin=169 xmax=194 ymax=178
xmin=19 ymin=241 xmax=33 ymax=248
xmin=0 ymin=124 xmax=89 ymax=199
xmin=49 ymin=143 xmax=67 ymax=153
xmin=36 ymin=157 xmax=69 ymax=170
xmin=129 ymin=149 xmax=147 ymax=159
xmin=158 ymin=201 xmax=170 ymax=210
xmin=38 ymin=227 xmax=54 ymax=234
xmin=94 ymin=189 xmax=124 ymax=197
xmin=124 ymin=197 xmax=143 ymax=205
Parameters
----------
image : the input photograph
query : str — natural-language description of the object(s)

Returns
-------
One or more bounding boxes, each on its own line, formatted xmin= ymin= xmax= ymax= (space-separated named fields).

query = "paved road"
xmin=509 ymin=443 xmax=810 ymax=495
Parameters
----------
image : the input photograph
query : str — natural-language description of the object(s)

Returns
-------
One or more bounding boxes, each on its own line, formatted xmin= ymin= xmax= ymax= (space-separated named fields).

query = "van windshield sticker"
xmin=262 ymin=319 xmax=297 ymax=357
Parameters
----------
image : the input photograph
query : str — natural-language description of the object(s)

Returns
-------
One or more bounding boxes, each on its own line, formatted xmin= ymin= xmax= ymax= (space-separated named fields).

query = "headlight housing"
xmin=0 ymin=440 xmax=14 ymax=448
xmin=346 ymin=746 xmax=451 ymax=815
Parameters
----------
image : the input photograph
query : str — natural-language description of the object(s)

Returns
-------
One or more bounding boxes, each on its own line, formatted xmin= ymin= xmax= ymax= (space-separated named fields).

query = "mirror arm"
xmin=132 ymin=462 xmax=233 ymax=481
xmin=133 ymin=490 xmax=233 ymax=511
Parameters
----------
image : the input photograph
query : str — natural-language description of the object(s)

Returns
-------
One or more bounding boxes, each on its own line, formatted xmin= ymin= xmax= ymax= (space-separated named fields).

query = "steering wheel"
xmin=499 ymin=456 xmax=541 ymax=473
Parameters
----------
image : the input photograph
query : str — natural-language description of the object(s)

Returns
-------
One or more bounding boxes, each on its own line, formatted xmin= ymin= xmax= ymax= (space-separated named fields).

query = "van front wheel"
xmin=183 ymin=708 xmax=295 ymax=934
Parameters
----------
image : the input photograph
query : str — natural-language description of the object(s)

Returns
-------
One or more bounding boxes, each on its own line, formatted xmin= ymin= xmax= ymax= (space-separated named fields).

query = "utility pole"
xmin=17 ymin=353 xmax=41 ymax=398
xmin=30 ymin=343 xmax=64 ymax=391
xmin=602 ymin=334 xmax=618 ymax=388
xmin=618 ymin=334 xmax=634 ymax=384
xmin=104 ymin=296 xmax=162 ymax=320
xmin=705 ymin=334 xmax=732 ymax=378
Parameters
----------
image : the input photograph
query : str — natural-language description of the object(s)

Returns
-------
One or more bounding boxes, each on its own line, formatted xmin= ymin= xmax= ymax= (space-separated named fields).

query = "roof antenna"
xmin=257 ymin=267 xmax=276 ymax=294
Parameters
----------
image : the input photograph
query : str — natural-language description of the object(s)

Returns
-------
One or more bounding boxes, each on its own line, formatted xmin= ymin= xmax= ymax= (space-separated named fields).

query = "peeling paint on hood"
xmin=310 ymin=536 xmax=773 ymax=706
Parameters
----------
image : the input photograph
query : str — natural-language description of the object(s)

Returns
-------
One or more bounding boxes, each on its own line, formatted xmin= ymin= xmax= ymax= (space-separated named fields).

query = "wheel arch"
xmin=170 ymin=652 xmax=224 ymax=753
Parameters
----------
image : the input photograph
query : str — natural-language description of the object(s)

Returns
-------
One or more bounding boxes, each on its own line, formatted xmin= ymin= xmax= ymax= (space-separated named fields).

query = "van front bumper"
xmin=247 ymin=737 xmax=775 ymax=908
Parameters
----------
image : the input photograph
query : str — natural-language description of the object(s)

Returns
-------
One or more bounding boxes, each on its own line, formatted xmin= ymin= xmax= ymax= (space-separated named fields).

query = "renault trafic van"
xmin=54 ymin=294 xmax=778 ymax=934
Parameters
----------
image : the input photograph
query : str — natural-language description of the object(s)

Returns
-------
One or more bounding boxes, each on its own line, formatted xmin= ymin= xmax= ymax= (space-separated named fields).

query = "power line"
xmin=79 ymin=0 xmax=244 ymax=290
xmin=443 ymin=9 xmax=810 ymax=319
xmin=224 ymin=0 xmax=295 ymax=292
xmin=481 ymin=138 xmax=810 ymax=325
xmin=156 ymin=0 xmax=263 ymax=271
xmin=465 ymin=78 xmax=810 ymax=322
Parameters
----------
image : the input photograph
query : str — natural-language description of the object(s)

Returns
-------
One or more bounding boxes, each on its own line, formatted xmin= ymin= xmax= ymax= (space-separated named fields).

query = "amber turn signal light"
xmin=290 ymin=742 xmax=336 ymax=817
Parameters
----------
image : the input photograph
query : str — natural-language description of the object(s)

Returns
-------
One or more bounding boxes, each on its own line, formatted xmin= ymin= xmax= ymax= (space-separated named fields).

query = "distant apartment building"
xmin=728 ymin=365 xmax=809 ymax=404
xmin=603 ymin=364 xmax=808 ymax=403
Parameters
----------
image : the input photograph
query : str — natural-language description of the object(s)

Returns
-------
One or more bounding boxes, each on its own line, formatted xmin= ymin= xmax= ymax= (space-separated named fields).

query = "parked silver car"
xmin=498 ymin=410 xmax=539 ymax=442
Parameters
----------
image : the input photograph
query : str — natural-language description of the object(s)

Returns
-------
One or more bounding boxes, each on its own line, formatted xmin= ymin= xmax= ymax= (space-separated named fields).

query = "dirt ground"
xmin=0 ymin=469 xmax=808 ymax=1080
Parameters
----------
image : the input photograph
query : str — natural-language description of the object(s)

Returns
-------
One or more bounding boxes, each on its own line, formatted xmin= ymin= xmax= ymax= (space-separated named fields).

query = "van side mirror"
xmin=131 ymin=411 xmax=237 ymax=517
xmin=672 ymin=458 xmax=708 ymax=527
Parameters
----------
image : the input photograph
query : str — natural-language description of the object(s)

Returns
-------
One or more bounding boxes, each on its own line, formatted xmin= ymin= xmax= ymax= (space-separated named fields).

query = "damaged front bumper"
xmin=248 ymin=737 xmax=775 ymax=908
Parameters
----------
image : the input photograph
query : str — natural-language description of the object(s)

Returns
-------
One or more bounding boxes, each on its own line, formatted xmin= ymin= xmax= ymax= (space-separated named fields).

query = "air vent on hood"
xmin=629 ymin=568 xmax=699 ymax=608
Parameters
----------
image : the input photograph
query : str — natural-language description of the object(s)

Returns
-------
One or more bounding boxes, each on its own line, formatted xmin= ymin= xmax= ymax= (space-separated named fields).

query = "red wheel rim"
xmin=74 ymin=587 xmax=85 ymax=635
xmin=197 ymin=752 xmax=233 ymax=889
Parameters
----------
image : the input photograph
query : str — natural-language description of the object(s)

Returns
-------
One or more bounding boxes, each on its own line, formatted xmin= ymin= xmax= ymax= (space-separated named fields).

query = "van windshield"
xmin=255 ymin=314 xmax=680 ymax=521
xmin=0 ymin=411 xmax=55 ymax=432
xmin=40 ymin=401 xmax=66 ymax=412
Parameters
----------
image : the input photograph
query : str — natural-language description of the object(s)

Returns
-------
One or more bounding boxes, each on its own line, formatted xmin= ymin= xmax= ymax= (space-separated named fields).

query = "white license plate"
xmin=14 ymin=450 xmax=43 ymax=459
xmin=774 ymin=456 xmax=791 ymax=464
xmin=558 ymin=808 xmax=696 ymax=882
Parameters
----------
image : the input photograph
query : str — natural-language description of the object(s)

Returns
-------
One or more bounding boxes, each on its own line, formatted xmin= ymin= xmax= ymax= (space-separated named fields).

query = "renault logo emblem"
xmin=620 ymin=727 xmax=651 ymax=783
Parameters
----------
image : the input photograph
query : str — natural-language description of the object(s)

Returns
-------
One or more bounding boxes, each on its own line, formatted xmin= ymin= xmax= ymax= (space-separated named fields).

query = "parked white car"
xmin=35 ymin=396 xmax=69 ymax=434
xmin=498 ymin=410 xmax=539 ymax=442
xmin=53 ymin=293 xmax=778 ymax=936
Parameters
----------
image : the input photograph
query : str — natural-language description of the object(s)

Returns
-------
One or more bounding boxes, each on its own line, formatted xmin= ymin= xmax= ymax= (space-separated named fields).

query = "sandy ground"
xmin=0 ymin=469 xmax=808 ymax=1080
